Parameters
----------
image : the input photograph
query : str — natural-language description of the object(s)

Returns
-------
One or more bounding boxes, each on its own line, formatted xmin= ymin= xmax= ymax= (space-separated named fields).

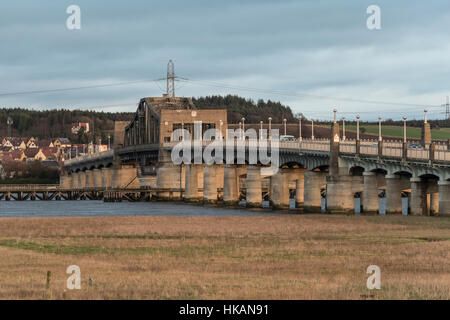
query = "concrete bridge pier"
xmin=93 ymin=169 xmax=102 ymax=188
xmin=85 ymin=170 xmax=94 ymax=188
xmin=102 ymin=167 xmax=112 ymax=188
xmin=271 ymin=168 xmax=290 ymax=210
xmin=246 ymin=165 xmax=262 ymax=208
xmin=362 ymin=172 xmax=379 ymax=213
xmin=185 ymin=164 xmax=202 ymax=202
xmin=203 ymin=164 xmax=219 ymax=204
xmin=410 ymin=178 xmax=427 ymax=215
xmin=385 ymin=175 xmax=403 ymax=214
xmin=59 ymin=174 xmax=71 ymax=189
xmin=71 ymin=172 xmax=79 ymax=189
xmin=430 ymin=193 xmax=439 ymax=215
xmin=78 ymin=171 xmax=86 ymax=190
xmin=155 ymin=162 xmax=182 ymax=199
xmin=303 ymin=170 xmax=326 ymax=213
xmin=113 ymin=165 xmax=139 ymax=189
xmin=223 ymin=164 xmax=239 ymax=206
xmin=326 ymin=174 xmax=354 ymax=213
xmin=438 ymin=181 xmax=450 ymax=215
xmin=295 ymin=169 xmax=305 ymax=208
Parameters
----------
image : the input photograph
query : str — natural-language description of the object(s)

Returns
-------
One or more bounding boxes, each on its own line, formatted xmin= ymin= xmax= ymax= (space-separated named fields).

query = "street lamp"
xmin=378 ymin=116 xmax=382 ymax=141
xmin=311 ymin=118 xmax=315 ymax=140
xmin=260 ymin=120 xmax=263 ymax=140
xmin=298 ymin=116 xmax=302 ymax=141
xmin=107 ymin=134 xmax=111 ymax=150
xmin=356 ymin=115 xmax=360 ymax=141
xmin=283 ymin=118 xmax=287 ymax=136
xmin=403 ymin=116 xmax=407 ymax=143
xmin=333 ymin=108 xmax=337 ymax=123
xmin=268 ymin=117 xmax=272 ymax=139
xmin=342 ymin=117 xmax=346 ymax=141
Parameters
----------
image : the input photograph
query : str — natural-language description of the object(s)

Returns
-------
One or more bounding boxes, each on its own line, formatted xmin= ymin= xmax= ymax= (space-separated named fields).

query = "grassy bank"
xmin=0 ymin=214 xmax=448 ymax=299
xmin=345 ymin=125 xmax=450 ymax=140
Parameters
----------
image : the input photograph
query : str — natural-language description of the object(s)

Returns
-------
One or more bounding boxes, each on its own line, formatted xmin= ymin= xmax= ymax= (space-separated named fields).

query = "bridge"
xmin=59 ymin=96 xmax=450 ymax=216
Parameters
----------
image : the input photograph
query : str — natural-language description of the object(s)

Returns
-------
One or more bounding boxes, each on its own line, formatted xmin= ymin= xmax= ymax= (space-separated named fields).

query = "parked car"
xmin=280 ymin=135 xmax=296 ymax=142
xmin=408 ymin=143 xmax=423 ymax=150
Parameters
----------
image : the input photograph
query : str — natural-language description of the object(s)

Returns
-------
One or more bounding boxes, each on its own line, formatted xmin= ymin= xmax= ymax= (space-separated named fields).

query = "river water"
xmin=0 ymin=200 xmax=283 ymax=218
xmin=0 ymin=198 xmax=405 ymax=218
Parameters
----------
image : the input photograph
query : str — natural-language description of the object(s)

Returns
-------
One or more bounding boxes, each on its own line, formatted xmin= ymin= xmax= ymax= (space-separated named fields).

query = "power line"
xmin=177 ymin=78 xmax=442 ymax=110
xmin=0 ymin=79 xmax=165 ymax=97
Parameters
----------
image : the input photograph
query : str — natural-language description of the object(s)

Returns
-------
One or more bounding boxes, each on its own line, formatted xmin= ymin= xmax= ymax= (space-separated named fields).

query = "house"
xmin=53 ymin=138 xmax=71 ymax=148
xmin=24 ymin=148 xmax=40 ymax=160
xmin=71 ymin=122 xmax=90 ymax=134
xmin=36 ymin=139 xmax=54 ymax=148
xmin=2 ymin=137 xmax=27 ymax=150
xmin=26 ymin=137 xmax=37 ymax=148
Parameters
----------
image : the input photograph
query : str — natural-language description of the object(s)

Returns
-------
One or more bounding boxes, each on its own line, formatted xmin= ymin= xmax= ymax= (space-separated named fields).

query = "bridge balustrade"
xmin=382 ymin=146 xmax=403 ymax=158
xmin=359 ymin=143 xmax=378 ymax=155
xmin=339 ymin=142 xmax=356 ymax=154
xmin=435 ymin=149 xmax=450 ymax=161
xmin=407 ymin=148 xmax=429 ymax=160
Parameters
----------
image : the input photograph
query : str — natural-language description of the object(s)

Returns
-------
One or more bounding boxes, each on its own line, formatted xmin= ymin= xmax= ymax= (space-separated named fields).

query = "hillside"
xmin=0 ymin=95 xmax=296 ymax=142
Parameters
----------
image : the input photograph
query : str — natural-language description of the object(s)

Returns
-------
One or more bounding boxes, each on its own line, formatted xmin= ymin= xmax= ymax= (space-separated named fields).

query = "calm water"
xmin=0 ymin=198 xmax=405 ymax=218
xmin=0 ymin=200 xmax=282 ymax=218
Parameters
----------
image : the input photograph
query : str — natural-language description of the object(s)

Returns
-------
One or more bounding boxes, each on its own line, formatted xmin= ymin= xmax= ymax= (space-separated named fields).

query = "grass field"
xmin=345 ymin=125 xmax=450 ymax=140
xmin=0 ymin=214 xmax=449 ymax=300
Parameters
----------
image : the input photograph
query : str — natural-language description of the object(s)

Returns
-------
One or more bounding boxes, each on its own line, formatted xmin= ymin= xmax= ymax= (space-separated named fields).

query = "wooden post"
xmin=45 ymin=271 xmax=52 ymax=300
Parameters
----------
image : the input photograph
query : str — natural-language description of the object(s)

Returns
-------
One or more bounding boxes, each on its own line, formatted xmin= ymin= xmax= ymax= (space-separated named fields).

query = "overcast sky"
xmin=1 ymin=0 xmax=450 ymax=121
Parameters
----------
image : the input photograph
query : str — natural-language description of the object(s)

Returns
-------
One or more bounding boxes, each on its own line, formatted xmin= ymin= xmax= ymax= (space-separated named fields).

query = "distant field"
xmin=345 ymin=125 xmax=450 ymax=140
xmin=0 ymin=215 xmax=449 ymax=299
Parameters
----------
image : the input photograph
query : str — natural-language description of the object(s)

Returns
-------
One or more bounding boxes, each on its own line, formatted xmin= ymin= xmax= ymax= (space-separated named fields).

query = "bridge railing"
xmin=299 ymin=139 xmax=330 ymax=152
xmin=64 ymin=149 xmax=114 ymax=166
xmin=435 ymin=149 xmax=450 ymax=161
xmin=407 ymin=148 xmax=429 ymax=160
xmin=339 ymin=141 xmax=356 ymax=154
xmin=382 ymin=145 xmax=403 ymax=158
xmin=0 ymin=184 xmax=60 ymax=191
xmin=359 ymin=143 xmax=378 ymax=155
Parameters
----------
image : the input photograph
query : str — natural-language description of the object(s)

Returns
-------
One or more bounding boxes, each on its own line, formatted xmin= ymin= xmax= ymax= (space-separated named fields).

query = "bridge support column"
xmin=93 ymin=169 xmax=102 ymax=188
xmin=295 ymin=169 xmax=305 ymax=208
xmin=185 ymin=164 xmax=202 ymax=202
xmin=363 ymin=172 xmax=379 ymax=213
xmin=71 ymin=172 xmax=79 ymax=189
xmin=303 ymin=171 xmax=326 ymax=213
xmin=156 ymin=163 xmax=182 ymax=200
xmin=223 ymin=165 xmax=239 ymax=206
xmin=430 ymin=192 xmax=439 ymax=215
xmin=386 ymin=175 xmax=402 ymax=214
xmin=326 ymin=174 xmax=354 ymax=213
xmin=113 ymin=165 xmax=139 ymax=189
xmin=102 ymin=168 xmax=112 ymax=188
xmin=203 ymin=165 xmax=218 ymax=204
xmin=85 ymin=170 xmax=94 ymax=188
xmin=438 ymin=181 xmax=450 ymax=216
xmin=60 ymin=174 xmax=71 ymax=189
xmin=272 ymin=169 xmax=290 ymax=210
xmin=246 ymin=166 xmax=262 ymax=208
xmin=78 ymin=171 xmax=86 ymax=189
xmin=410 ymin=178 xmax=427 ymax=215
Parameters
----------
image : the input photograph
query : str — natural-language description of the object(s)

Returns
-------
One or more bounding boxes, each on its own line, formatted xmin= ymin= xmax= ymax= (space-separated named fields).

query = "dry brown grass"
xmin=0 ymin=214 xmax=449 ymax=300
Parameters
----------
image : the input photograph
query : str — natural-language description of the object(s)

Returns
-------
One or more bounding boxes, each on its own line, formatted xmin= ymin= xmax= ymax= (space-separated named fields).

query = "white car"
xmin=280 ymin=135 xmax=295 ymax=142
